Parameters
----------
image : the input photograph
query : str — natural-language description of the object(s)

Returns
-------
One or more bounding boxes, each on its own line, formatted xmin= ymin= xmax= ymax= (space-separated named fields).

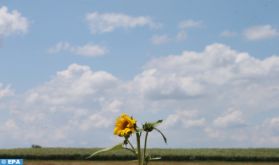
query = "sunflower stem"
xmin=127 ymin=140 xmax=136 ymax=153
xmin=143 ymin=132 xmax=149 ymax=165
xmin=136 ymin=132 xmax=142 ymax=165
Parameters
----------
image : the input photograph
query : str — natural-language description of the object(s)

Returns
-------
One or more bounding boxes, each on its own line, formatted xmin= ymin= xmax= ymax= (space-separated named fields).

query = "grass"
xmin=0 ymin=148 xmax=279 ymax=162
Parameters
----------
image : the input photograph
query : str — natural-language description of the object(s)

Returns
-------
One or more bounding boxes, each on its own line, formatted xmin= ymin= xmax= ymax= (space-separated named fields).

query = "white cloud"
xmin=0 ymin=64 xmax=120 ymax=147
xmin=144 ymin=43 xmax=279 ymax=86
xmin=220 ymin=30 xmax=237 ymax=37
xmin=4 ymin=119 xmax=18 ymax=130
xmin=48 ymin=42 xmax=107 ymax=57
xmin=178 ymin=20 xmax=202 ymax=29
xmin=243 ymin=25 xmax=279 ymax=41
xmin=213 ymin=110 xmax=245 ymax=128
xmin=18 ymin=64 xmax=118 ymax=145
xmin=48 ymin=42 xmax=71 ymax=54
xmin=26 ymin=63 xmax=118 ymax=105
xmin=0 ymin=6 xmax=29 ymax=37
xmin=86 ymin=12 xmax=157 ymax=34
xmin=102 ymin=99 xmax=123 ymax=113
xmin=205 ymin=117 xmax=279 ymax=146
xmin=133 ymin=68 xmax=204 ymax=100
xmin=173 ymin=19 xmax=202 ymax=42
xmin=148 ymin=19 xmax=200 ymax=45
xmin=75 ymin=44 xmax=107 ymax=57
xmin=151 ymin=31 xmax=187 ymax=45
xmin=262 ymin=117 xmax=279 ymax=134
xmin=268 ymin=117 xmax=279 ymax=128
xmin=134 ymin=43 xmax=279 ymax=146
xmin=246 ymin=118 xmax=279 ymax=146
xmin=79 ymin=113 xmax=112 ymax=131
xmin=0 ymin=83 xmax=14 ymax=99
xmin=2 ymin=43 xmax=279 ymax=147
xmin=163 ymin=110 xmax=206 ymax=128
xmin=150 ymin=34 xmax=170 ymax=45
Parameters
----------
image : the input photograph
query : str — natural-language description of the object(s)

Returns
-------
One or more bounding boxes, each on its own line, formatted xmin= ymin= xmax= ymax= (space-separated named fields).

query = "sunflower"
xmin=114 ymin=113 xmax=137 ymax=137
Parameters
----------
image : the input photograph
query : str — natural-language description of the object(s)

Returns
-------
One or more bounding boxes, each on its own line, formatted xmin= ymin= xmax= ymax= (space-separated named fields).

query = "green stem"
xmin=136 ymin=132 xmax=142 ymax=165
xmin=143 ymin=132 xmax=149 ymax=165
xmin=127 ymin=140 xmax=136 ymax=152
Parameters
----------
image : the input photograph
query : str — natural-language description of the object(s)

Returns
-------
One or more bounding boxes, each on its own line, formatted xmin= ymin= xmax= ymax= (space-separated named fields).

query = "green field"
xmin=0 ymin=148 xmax=279 ymax=162
xmin=24 ymin=160 xmax=279 ymax=165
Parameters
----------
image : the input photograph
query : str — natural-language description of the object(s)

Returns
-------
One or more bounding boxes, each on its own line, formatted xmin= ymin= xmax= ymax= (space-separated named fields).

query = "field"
xmin=23 ymin=161 xmax=279 ymax=165
xmin=0 ymin=148 xmax=279 ymax=162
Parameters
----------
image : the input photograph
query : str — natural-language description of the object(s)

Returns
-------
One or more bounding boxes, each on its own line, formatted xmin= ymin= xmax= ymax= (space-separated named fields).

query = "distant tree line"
xmin=31 ymin=144 xmax=42 ymax=148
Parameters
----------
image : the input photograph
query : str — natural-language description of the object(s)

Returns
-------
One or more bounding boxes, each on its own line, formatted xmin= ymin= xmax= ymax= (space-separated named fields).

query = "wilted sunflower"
xmin=114 ymin=113 xmax=136 ymax=137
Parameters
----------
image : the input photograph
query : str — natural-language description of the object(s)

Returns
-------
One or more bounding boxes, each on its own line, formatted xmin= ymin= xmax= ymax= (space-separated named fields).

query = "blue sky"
xmin=1 ymin=0 xmax=279 ymax=148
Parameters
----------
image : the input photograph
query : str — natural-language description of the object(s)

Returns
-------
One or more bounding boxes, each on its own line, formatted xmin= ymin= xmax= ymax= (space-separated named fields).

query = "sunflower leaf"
xmin=152 ymin=120 xmax=163 ymax=127
xmin=154 ymin=128 xmax=167 ymax=144
xmin=86 ymin=142 xmax=123 ymax=159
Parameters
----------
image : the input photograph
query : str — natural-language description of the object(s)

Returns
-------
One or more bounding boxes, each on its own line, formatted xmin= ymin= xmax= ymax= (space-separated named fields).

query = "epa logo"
xmin=8 ymin=160 xmax=21 ymax=165
xmin=0 ymin=159 xmax=23 ymax=165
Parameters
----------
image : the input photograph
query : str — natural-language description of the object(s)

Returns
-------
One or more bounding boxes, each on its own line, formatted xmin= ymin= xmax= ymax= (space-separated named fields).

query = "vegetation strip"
xmin=0 ymin=148 xmax=279 ymax=161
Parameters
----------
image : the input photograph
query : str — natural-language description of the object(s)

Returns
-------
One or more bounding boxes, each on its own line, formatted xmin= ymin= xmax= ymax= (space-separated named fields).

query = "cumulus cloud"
xmin=267 ymin=117 xmax=279 ymax=129
xmin=79 ymin=113 xmax=112 ymax=131
xmin=48 ymin=42 xmax=107 ymax=57
xmin=213 ymin=110 xmax=245 ymax=128
xmin=0 ymin=64 xmax=122 ymax=147
xmin=133 ymin=68 xmax=204 ymax=100
xmin=243 ymin=25 xmax=279 ymax=41
xmin=173 ymin=19 xmax=203 ymax=42
xmin=103 ymin=99 xmax=123 ymax=113
xmin=148 ymin=19 xmax=201 ymax=45
xmin=3 ymin=119 xmax=18 ymax=130
xmin=150 ymin=34 xmax=170 ymax=45
xmin=178 ymin=20 xmax=203 ymax=29
xmin=135 ymin=43 xmax=279 ymax=146
xmin=0 ymin=6 xmax=29 ymax=37
xmin=151 ymin=32 xmax=187 ymax=45
xmin=26 ymin=63 xmax=118 ymax=105
xmin=86 ymin=12 xmax=157 ymax=34
xmin=2 ymin=43 xmax=279 ymax=147
xmin=144 ymin=43 xmax=279 ymax=86
xmin=205 ymin=116 xmax=279 ymax=147
xmin=163 ymin=110 xmax=206 ymax=129
xmin=0 ymin=83 xmax=14 ymax=99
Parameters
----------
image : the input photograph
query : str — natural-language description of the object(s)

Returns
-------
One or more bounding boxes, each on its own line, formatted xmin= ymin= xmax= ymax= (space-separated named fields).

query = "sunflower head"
xmin=114 ymin=113 xmax=137 ymax=137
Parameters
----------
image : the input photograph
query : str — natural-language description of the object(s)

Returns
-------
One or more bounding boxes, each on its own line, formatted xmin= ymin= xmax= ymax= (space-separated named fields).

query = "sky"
xmin=0 ymin=0 xmax=279 ymax=148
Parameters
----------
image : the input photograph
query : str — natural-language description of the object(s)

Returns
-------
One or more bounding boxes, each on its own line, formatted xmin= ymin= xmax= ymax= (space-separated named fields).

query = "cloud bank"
xmin=1 ymin=43 xmax=279 ymax=148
